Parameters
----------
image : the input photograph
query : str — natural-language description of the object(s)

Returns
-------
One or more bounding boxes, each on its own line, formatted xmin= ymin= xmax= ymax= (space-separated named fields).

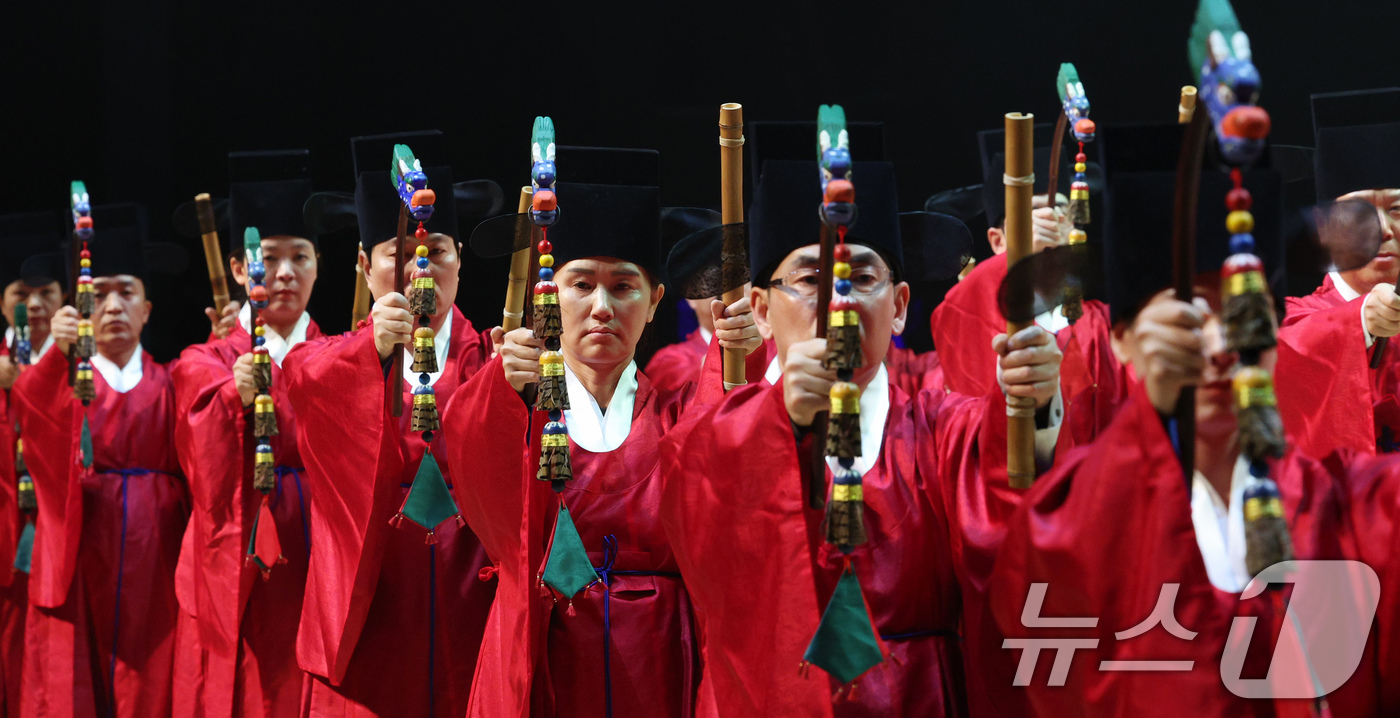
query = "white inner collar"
xmin=1190 ymin=455 xmax=1253 ymax=593
xmin=1329 ymin=271 xmax=1364 ymax=302
xmin=1034 ymin=304 xmax=1071 ymax=335
xmin=402 ymin=312 xmax=452 ymax=388
xmin=91 ymin=345 xmax=145 ymax=394
xmin=239 ymin=304 xmax=311 ymax=367
xmin=563 ymin=359 xmax=639 ymax=453
xmin=824 ymin=363 xmax=889 ymax=479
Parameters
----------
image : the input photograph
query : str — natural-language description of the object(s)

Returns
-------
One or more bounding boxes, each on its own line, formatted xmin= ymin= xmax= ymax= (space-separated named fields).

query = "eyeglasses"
xmin=769 ymin=264 xmax=892 ymax=300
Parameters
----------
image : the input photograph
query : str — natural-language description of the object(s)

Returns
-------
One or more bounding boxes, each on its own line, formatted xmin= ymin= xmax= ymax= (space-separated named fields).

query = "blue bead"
xmin=1230 ymin=233 xmax=1255 ymax=255
xmin=413 ymin=382 xmax=434 ymax=394
xmin=80 ymin=268 xmax=90 ymax=276
xmin=419 ymin=373 xmax=430 ymax=385
xmin=416 ymin=257 xmax=429 ymax=269
xmin=539 ymin=267 xmax=553 ymax=281
xmin=255 ymin=336 xmax=265 ymax=346
xmin=834 ymin=279 xmax=852 ymax=295
xmin=548 ymin=409 xmax=562 ymax=422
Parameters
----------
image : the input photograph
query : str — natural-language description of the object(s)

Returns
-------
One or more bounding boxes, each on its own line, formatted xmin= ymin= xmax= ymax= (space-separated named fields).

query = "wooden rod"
xmin=503 ymin=186 xmax=534 ymax=333
xmin=719 ymin=103 xmax=747 ymax=390
xmin=1004 ymin=112 xmax=1037 ymax=488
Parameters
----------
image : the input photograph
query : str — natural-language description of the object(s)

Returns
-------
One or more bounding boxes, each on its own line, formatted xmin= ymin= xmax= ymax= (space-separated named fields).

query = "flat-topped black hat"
xmin=1312 ymin=88 xmax=1400 ymax=201
xmin=0 ymin=211 xmax=66 ymax=290
xmin=36 ymin=203 xmax=188 ymax=285
xmin=746 ymin=120 xmax=970 ymax=286
xmin=1100 ymin=123 xmax=1283 ymax=325
xmin=172 ymin=149 xmax=319 ymax=253
xmin=303 ymin=130 xmax=504 ymax=251
xmin=470 ymin=146 xmax=665 ymax=277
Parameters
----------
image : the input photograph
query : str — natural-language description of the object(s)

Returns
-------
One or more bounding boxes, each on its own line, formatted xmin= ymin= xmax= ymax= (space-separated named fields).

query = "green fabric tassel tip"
xmin=13 ymin=522 xmax=34 ymax=574
xmin=397 ymin=450 xmax=463 ymax=539
xmin=540 ymin=505 xmax=596 ymax=600
xmin=80 ymin=415 xmax=93 ymax=469
xmin=803 ymin=566 xmax=884 ymax=686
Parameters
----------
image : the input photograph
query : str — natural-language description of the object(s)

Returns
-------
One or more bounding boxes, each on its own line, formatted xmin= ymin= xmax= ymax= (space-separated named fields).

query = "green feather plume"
xmin=70 ymin=181 xmax=88 ymax=212
xmin=817 ymin=104 xmax=848 ymax=160
xmin=243 ymin=226 xmax=262 ymax=264
xmin=1057 ymin=63 xmax=1081 ymax=104
xmin=532 ymin=116 xmax=556 ymax=164
xmin=390 ymin=144 xmax=420 ymax=190
xmin=1189 ymin=0 xmax=1243 ymax=80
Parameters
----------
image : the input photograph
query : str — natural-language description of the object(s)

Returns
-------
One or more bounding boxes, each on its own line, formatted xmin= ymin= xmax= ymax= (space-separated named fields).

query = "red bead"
xmin=824 ymin=179 xmax=854 ymax=204
xmin=80 ymin=249 xmax=91 ymax=259
xmin=255 ymin=316 xmax=265 ymax=326
xmin=833 ymin=244 xmax=851 ymax=262
xmin=533 ymin=281 xmax=558 ymax=294
xmin=1221 ymin=253 xmax=1263 ymax=277
xmin=830 ymin=294 xmax=858 ymax=311
xmin=533 ymin=190 xmax=557 ymax=212
xmin=1226 ymin=187 xmax=1252 ymax=211
xmin=1222 ymin=106 xmax=1271 ymax=140
xmin=249 ymin=286 xmax=268 ymax=302
xmin=537 ymin=239 xmax=552 ymax=254
xmin=1075 ymin=153 xmax=1087 ymax=163
xmin=415 ymin=224 xmax=427 ymax=240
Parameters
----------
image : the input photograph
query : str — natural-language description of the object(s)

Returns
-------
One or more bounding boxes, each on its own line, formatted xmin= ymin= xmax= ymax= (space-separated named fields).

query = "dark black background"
xmin=2 ymin=0 xmax=1394 ymax=361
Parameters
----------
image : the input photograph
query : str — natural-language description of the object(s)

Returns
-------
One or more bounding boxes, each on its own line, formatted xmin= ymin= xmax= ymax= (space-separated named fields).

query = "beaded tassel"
xmin=534 ymin=229 xmax=572 ymax=485
xmin=1064 ymin=141 xmax=1093 ymax=326
xmin=253 ymin=441 xmax=276 ymax=493
xmin=16 ymin=439 xmax=35 ymax=513
xmin=12 ymin=306 xmax=29 ymax=366
xmin=409 ymin=223 xmax=440 ymax=431
xmin=1219 ymin=170 xmax=1292 ymax=578
xmin=822 ymin=230 xmax=865 ymax=551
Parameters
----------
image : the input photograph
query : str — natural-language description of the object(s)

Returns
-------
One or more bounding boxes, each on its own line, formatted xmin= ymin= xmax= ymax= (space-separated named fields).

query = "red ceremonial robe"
xmin=991 ymin=386 xmax=1400 ymax=717
xmin=442 ymin=338 xmax=730 ymax=718
xmin=659 ymin=372 xmax=1074 ymax=717
xmin=170 ymin=318 xmax=324 ymax=717
xmin=1 ymin=343 xmax=26 ymax=718
xmin=283 ymin=306 xmax=495 ymax=718
xmin=930 ymin=251 xmax=1127 ymax=440
xmin=884 ymin=344 xmax=945 ymax=396
xmin=14 ymin=347 xmax=188 ymax=718
xmin=1276 ymin=274 xmax=1400 ymax=457
xmin=645 ymin=329 xmax=710 ymax=394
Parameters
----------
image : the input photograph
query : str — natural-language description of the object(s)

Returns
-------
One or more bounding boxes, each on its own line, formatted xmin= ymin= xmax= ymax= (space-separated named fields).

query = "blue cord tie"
xmin=592 ymin=534 xmax=681 ymax=718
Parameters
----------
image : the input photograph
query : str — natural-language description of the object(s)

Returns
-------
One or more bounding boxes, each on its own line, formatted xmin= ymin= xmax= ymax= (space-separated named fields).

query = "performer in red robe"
xmin=985 ymin=127 xmax=1385 ymax=715
xmin=287 ymin=130 xmax=502 ymax=717
xmin=0 ymin=211 xmax=66 ymax=718
xmin=660 ymin=144 xmax=1067 ymax=717
xmin=170 ymin=150 xmax=324 ymax=718
xmin=1275 ymin=89 xmax=1400 ymax=457
xmin=14 ymin=204 xmax=190 ymax=718
xmin=644 ymin=321 xmax=710 ymax=393
xmin=444 ymin=145 xmax=761 ymax=717
xmin=930 ymin=124 xmax=1127 ymax=440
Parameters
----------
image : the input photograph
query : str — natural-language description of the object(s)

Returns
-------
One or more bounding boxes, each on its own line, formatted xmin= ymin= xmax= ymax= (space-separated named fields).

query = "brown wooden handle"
xmin=503 ymin=187 xmax=534 ymax=333
xmin=351 ymin=264 xmax=371 ymax=328
xmin=195 ymin=193 xmax=231 ymax=312
xmin=719 ymin=103 xmax=747 ymax=389
xmin=1178 ymin=86 xmax=1198 ymax=125
xmin=1004 ymin=113 xmax=1037 ymax=488
xmin=1373 ymin=337 xmax=1389 ymax=369
xmin=389 ymin=206 xmax=408 ymax=418
xmin=1171 ymin=98 xmax=1211 ymax=483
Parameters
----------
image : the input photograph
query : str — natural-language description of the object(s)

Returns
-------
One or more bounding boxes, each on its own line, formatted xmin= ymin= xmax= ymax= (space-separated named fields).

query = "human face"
xmin=1335 ymin=189 xmax=1400 ymax=294
xmin=362 ymin=233 xmax=462 ymax=320
xmin=556 ymin=258 xmax=663 ymax=370
xmin=91 ymin=275 xmax=151 ymax=356
xmin=2 ymin=279 xmax=63 ymax=343
xmin=231 ymin=236 xmax=317 ymax=326
xmin=752 ymin=242 xmax=908 ymax=386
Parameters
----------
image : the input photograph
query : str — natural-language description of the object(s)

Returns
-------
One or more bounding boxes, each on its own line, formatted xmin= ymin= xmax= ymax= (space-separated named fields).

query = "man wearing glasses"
xmin=660 ymin=149 xmax=1064 ymax=716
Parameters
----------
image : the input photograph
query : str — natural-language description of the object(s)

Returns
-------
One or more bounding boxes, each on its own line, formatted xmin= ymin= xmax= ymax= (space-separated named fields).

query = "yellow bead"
xmin=539 ymin=254 xmax=554 ymax=268
xmin=1226 ymin=211 xmax=1254 ymax=234
xmin=833 ymin=262 xmax=851 ymax=279
xmin=254 ymin=326 xmax=265 ymax=336
xmin=1074 ymin=162 xmax=1087 ymax=173
xmin=1068 ymin=229 xmax=1087 ymax=245
xmin=415 ymin=244 xmax=429 ymax=257
xmin=80 ymin=259 xmax=91 ymax=268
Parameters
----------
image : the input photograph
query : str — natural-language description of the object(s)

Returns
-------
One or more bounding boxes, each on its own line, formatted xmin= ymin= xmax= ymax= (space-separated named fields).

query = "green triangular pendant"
xmin=398 ymin=450 xmax=461 ymax=531
xmin=803 ymin=566 xmax=884 ymax=685
xmin=80 ymin=414 xmax=93 ymax=469
xmin=540 ymin=505 xmax=596 ymax=599
xmin=13 ymin=521 xmax=34 ymax=574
